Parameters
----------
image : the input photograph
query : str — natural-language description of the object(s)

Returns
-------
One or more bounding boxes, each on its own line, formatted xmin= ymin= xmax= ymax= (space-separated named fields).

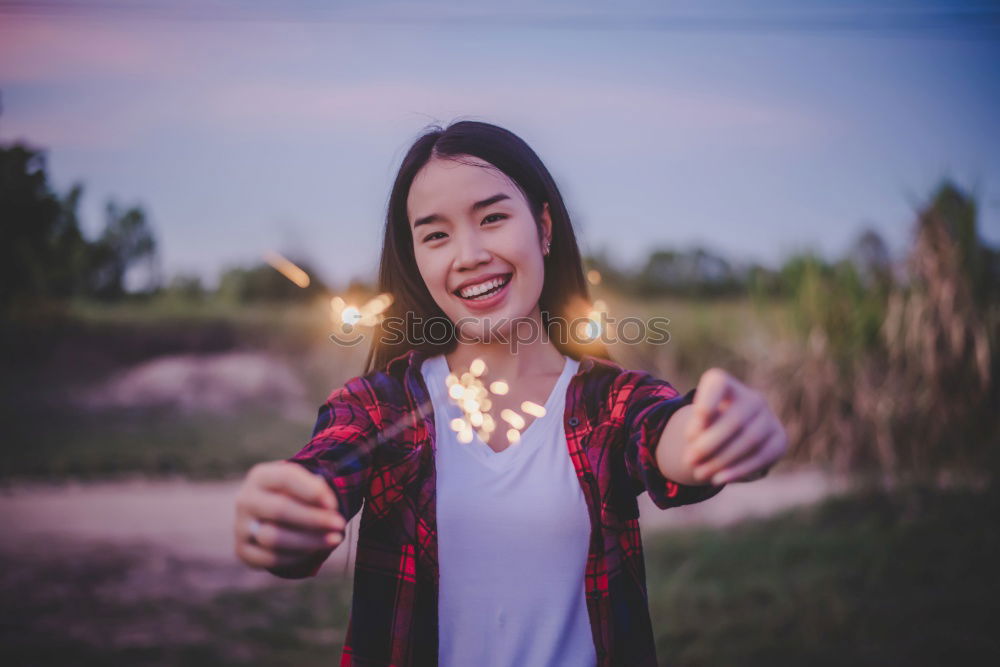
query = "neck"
xmin=444 ymin=308 xmax=566 ymax=381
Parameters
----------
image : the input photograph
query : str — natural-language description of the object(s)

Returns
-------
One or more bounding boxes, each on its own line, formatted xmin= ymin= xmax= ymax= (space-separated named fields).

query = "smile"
xmin=454 ymin=273 xmax=512 ymax=300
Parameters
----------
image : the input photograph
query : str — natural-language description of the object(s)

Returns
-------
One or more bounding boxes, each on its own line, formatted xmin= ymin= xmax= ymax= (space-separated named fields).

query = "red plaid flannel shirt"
xmin=283 ymin=349 xmax=725 ymax=666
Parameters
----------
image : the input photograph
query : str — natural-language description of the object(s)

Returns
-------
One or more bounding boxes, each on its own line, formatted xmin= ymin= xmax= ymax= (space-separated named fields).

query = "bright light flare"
xmin=575 ymin=299 xmax=608 ymax=342
xmin=521 ymin=401 xmax=546 ymax=418
xmin=329 ymin=292 xmax=394 ymax=328
xmin=263 ymin=251 xmax=310 ymax=288
xmin=500 ymin=409 xmax=526 ymax=430
xmin=359 ymin=293 xmax=394 ymax=325
xmin=578 ymin=319 xmax=602 ymax=341
xmin=341 ymin=306 xmax=361 ymax=325
xmin=587 ymin=269 xmax=602 ymax=285
xmin=443 ymin=358 xmax=549 ymax=448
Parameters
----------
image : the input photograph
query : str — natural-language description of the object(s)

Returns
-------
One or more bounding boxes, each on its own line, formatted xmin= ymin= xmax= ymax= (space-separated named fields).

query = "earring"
xmin=544 ymin=241 xmax=551 ymax=256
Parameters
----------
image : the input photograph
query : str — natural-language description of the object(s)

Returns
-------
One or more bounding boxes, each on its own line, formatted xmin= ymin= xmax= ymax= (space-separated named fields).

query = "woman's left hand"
xmin=682 ymin=368 xmax=788 ymax=485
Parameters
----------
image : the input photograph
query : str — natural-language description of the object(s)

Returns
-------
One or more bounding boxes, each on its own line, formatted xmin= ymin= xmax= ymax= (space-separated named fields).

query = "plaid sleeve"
xmin=286 ymin=378 xmax=379 ymax=524
xmin=622 ymin=373 xmax=726 ymax=509
xmin=267 ymin=380 xmax=378 ymax=579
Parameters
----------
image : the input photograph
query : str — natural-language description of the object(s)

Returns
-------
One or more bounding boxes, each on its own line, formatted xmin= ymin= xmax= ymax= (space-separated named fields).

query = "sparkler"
xmin=262 ymin=248 xmax=392 ymax=331
xmin=314 ymin=356 xmax=541 ymax=481
xmin=330 ymin=293 xmax=394 ymax=329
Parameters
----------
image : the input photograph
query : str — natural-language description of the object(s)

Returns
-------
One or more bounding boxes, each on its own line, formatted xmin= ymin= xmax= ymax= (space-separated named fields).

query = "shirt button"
xmin=568 ymin=417 xmax=580 ymax=427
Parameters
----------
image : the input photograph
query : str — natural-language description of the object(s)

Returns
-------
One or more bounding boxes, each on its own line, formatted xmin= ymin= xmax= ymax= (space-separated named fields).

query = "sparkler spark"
xmin=500 ymin=409 xmax=526 ymax=430
xmin=443 ymin=358 xmax=550 ymax=448
xmin=342 ymin=306 xmax=361 ymax=325
xmin=263 ymin=251 xmax=311 ymax=288
xmin=329 ymin=293 xmax=394 ymax=328
xmin=521 ymin=401 xmax=546 ymax=418
xmin=312 ymin=355 xmax=554 ymax=486
xmin=577 ymin=299 xmax=608 ymax=342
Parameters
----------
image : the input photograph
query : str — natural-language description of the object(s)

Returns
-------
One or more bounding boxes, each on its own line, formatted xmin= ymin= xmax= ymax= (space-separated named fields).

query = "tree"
xmin=87 ymin=201 xmax=157 ymax=299
xmin=0 ymin=140 xmax=160 ymax=313
xmin=848 ymin=227 xmax=892 ymax=290
xmin=0 ymin=143 xmax=89 ymax=312
xmin=634 ymin=246 xmax=743 ymax=297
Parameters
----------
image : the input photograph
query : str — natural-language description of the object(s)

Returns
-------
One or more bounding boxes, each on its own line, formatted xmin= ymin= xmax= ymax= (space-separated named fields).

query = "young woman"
xmin=234 ymin=120 xmax=787 ymax=666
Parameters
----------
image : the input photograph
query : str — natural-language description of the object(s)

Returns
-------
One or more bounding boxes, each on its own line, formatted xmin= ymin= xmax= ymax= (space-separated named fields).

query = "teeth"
xmin=459 ymin=276 xmax=509 ymax=299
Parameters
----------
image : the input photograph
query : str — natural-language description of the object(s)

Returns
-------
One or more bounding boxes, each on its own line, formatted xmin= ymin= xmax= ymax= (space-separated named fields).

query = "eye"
xmin=422 ymin=231 xmax=448 ymax=243
xmin=482 ymin=213 xmax=507 ymax=225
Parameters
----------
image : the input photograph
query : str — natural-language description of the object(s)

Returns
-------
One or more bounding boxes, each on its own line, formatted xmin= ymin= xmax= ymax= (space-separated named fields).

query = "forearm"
xmin=655 ymin=403 xmax=708 ymax=486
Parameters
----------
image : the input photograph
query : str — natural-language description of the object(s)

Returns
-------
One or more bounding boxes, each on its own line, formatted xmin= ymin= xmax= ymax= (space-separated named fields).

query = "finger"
xmin=692 ymin=368 xmax=749 ymax=423
xmin=710 ymin=431 xmax=785 ymax=484
xmin=692 ymin=368 xmax=731 ymax=421
xmin=683 ymin=406 xmax=706 ymax=442
xmin=251 ymin=519 xmax=344 ymax=554
xmin=245 ymin=490 xmax=345 ymax=533
xmin=685 ymin=395 xmax=765 ymax=467
xmin=685 ymin=394 xmax=735 ymax=441
xmin=254 ymin=461 xmax=337 ymax=510
xmin=691 ymin=409 xmax=772 ymax=481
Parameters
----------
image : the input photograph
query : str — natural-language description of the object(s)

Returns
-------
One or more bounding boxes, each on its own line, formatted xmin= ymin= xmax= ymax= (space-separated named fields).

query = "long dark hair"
xmin=364 ymin=120 xmax=608 ymax=374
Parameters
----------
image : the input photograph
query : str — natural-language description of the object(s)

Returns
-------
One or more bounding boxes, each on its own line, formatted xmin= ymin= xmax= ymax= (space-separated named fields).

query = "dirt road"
xmin=0 ymin=466 xmax=849 ymax=580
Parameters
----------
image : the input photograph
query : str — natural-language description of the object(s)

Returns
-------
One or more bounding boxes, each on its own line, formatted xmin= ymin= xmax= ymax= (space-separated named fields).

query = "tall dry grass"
xmin=750 ymin=183 xmax=998 ymax=489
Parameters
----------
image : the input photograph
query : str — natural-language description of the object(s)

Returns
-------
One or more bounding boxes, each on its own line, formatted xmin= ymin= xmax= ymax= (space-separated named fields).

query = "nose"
xmin=453 ymin=228 xmax=491 ymax=271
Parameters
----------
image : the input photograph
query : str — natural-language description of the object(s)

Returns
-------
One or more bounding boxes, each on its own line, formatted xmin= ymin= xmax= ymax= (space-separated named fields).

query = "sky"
xmin=2 ymin=0 xmax=999 ymax=288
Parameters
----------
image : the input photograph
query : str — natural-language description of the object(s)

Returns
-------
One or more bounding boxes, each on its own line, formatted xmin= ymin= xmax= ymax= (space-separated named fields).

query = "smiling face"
xmin=407 ymin=155 xmax=552 ymax=342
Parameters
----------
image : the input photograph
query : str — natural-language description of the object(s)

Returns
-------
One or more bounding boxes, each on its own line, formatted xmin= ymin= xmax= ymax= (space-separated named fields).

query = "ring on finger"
xmin=248 ymin=518 xmax=262 ymax=546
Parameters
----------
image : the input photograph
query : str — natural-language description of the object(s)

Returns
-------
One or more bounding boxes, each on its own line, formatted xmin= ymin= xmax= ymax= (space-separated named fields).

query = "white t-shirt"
xmin=422 ymin=354 xmax=597 ymax=667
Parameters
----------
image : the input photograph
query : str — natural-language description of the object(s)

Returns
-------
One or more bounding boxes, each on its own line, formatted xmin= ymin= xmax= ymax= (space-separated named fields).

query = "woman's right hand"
xmin=234 ymin=460 xmax=346 ymax=572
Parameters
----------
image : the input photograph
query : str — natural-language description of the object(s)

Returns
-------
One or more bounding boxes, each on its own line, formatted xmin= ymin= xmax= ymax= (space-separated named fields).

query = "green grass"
xmin=2 ymin=485 xmax=996 ymax=665
xmin=61 ymin=297 xmax=339 ymax=350
xmin=0 ymin=405 xmax=316 ymax=480
xmin=0 ymin=545 xmax=354 ymax=666
xmin=645 ymin=484 xmax=1000 ymax=666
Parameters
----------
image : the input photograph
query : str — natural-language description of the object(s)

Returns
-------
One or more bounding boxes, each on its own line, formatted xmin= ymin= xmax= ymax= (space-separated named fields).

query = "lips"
xmin=453 ymin=273 xmax=512 ymax=300
xmin=451 ymin=273 xmax=513 ymax=312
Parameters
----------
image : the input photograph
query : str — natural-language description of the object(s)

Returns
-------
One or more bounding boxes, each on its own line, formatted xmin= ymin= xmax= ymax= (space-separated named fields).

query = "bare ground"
xmin=0 ymin=465 xmax=849 ymax=587
xmin=0 ymin=466 xmax=851 ymax=658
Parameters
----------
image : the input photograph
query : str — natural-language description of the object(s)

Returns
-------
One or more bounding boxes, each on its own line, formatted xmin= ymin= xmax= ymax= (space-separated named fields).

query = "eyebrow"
xmin=412 ymin=193 xmax=512 ymax=228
